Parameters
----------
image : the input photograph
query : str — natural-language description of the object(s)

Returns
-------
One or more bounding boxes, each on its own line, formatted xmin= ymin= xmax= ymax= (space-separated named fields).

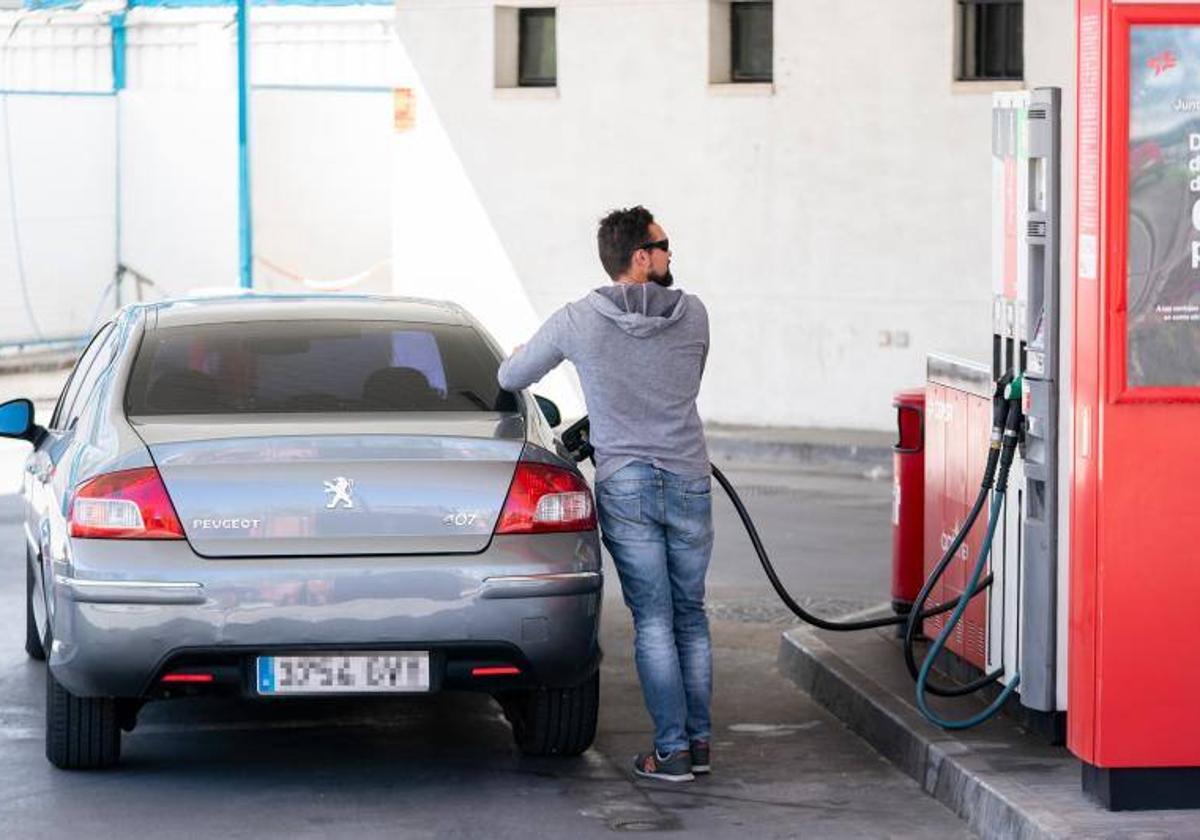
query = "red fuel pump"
xmin=1072 ymin=0 xmax=1200 ymax=809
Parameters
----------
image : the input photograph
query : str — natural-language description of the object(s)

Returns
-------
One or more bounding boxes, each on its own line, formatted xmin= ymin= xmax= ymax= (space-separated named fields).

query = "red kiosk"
xmin=1072 ymin=0 xmax=1200 ymax=808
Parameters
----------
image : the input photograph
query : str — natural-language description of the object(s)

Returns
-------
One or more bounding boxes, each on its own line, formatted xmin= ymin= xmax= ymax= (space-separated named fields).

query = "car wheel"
xmin=503 ymin=670 xmax=599 ymax=757
xmin=45 ymin=666 xmax=121 ymax=770
xmin=25 ymin=553 xmax=46 ymax=661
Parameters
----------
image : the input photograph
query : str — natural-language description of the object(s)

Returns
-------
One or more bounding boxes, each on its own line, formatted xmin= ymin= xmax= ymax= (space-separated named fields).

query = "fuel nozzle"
xmin=995 ymin=375 xmax=1024 ymax=491
xmin=976 ymin=371 xmax=1017 ymax=492
xmin=991 ymin=371 xmax=1015 ymax=439
xmin=560 ymin=416 xmax=594 ymax=463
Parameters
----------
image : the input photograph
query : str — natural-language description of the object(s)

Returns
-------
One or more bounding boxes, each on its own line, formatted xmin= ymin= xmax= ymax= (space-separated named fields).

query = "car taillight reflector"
xmin=69 ymin=467 xmax=185 ymax=540
xmin=472 ymin=666 xmax=521 ymax=677
xmin=495 ymin=461 xmax=596 ymax=534
xmin=161 ymin=673 xmax=214 ymax=684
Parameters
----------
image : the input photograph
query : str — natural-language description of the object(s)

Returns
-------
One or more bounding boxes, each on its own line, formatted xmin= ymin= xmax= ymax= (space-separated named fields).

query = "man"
xmin=497 ymin=206 xmax=712 ymax=783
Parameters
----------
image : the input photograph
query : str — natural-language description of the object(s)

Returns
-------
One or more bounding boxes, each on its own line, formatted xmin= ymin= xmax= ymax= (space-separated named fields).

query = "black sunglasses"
xmin=638 ymin=239 xmax=670 ymax=253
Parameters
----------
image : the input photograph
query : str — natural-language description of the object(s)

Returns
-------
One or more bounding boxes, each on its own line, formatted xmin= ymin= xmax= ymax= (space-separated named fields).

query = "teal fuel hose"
xmin=915 ymin=492 xmax=1020 ymax=728
xmin=913 ymin=383 xmax=1024 ymax=729
xmin=901 ymin=372 xmax=1014 ymax=697
xmin=902 ymin=445 xmax=1003 ymax=696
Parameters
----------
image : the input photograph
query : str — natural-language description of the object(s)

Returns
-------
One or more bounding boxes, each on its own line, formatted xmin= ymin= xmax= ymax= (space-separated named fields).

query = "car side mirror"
xmin=534 ymin=395 xmax=561 ymax=428
xmin=0 ymin=398 xmax=38 ymax=443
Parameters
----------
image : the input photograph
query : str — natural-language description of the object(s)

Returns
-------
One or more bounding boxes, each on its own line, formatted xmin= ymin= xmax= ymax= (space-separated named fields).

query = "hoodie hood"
xmin=587 ymin=283 xmax=688 ymax=338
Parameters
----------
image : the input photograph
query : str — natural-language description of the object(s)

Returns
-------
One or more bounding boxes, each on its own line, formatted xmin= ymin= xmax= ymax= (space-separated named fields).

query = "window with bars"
xmin=731 ymin=1 xmax=772 ymax=83
xmin=518 ymin=8 xmax=557 ymax=88
xmin=958 ymin=0 xmax=1023 ymax=82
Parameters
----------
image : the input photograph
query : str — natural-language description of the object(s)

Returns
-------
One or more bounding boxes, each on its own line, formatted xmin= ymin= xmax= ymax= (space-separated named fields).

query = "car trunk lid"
xmin=135 ymin=415 xmax=525 ymax=557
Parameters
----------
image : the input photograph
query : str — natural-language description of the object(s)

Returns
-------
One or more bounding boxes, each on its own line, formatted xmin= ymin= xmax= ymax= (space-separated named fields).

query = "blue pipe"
xmin=111 ymin=13 xmax=126 ymax=307
xmin=236 ymin=0 xmax=252 ymax=289
xmin=110 ymin=13 xmax=127 ymax=92
xmin=915 ymin=491 xmax=1021 ymax=729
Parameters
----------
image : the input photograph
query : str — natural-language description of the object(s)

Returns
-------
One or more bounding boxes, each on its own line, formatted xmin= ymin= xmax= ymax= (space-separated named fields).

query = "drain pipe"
xmin=236 ymin=0 xmax=253 ymax=289
xmin=111 ymin=10 xmax=126 ymax=307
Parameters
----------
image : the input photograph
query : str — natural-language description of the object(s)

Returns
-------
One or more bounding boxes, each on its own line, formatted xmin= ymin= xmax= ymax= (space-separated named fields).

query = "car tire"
xmin=25 ymin=554 xmax=46 ymax=661
xmin=503 ymin=670 xmax=599 ymax=757
xmin=45 ymin=666 xmax=121 ymax=770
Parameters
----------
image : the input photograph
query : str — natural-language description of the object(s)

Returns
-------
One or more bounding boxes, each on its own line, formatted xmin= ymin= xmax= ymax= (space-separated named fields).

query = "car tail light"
xmin=69 ymin=467 xmax=185 ymax=540
xmin=495 ymin=461 xmax=596 ymax=534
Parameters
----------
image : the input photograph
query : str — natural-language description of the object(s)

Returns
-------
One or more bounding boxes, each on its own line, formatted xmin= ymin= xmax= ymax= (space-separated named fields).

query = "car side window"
xmin=64 ymin=325 xmax=121 ymax=432
xmin=50 ymin=323 xmax=115 ymax=432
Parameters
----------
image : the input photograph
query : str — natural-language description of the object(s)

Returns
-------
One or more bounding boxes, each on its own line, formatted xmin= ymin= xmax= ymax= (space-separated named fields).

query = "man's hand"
xmin=511 ymin=344 xmax=525 ymax=356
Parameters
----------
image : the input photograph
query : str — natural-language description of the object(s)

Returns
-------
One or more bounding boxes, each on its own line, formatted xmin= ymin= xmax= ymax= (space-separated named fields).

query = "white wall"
xmin=253 ymin=89 xmax=393 ymax=293
xmin=251 ymin=5 xmax=398 ymax=294
xmin=0 ymin=3 xmax=399 ymax=341
xmin=394 ymin=0 xmax=1078 ymax=430
xmin=122 ymin=5 xmax=398 ymax=297
xmin=0 ymin=8 xmax=116 ymax=341
xmin=121 ymin=8 xmax=241 ymax=295
xmin=389 ymin=30 xmax=585 ymax=417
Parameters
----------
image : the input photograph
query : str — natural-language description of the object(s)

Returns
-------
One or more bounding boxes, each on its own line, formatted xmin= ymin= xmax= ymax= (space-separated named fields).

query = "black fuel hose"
xmin=710 ymin=463 xmax=992 ymax=632
xmin=560 ymin=409 xmax=998 ymax=634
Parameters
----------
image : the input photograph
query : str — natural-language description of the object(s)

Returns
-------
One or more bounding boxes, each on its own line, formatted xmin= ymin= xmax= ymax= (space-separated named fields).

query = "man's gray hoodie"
xmin=498 ymin=283 xmax=709 ymax=484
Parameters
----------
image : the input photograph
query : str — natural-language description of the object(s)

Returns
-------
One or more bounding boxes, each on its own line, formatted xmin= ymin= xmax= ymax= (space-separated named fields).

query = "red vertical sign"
xmin=1069 ymin=0 xmax=1103 ymax=765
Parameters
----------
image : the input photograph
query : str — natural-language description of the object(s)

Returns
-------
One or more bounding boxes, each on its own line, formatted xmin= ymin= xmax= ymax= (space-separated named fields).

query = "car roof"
xmin=139 ymin=294 xmax=473 ymax=329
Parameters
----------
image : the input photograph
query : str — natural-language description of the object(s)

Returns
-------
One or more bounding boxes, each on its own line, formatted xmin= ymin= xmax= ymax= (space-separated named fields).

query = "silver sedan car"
xmin=1 ymin=295 xmax=601 ymax=769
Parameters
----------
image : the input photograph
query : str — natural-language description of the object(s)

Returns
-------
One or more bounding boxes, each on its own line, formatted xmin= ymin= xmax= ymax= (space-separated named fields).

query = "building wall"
xmin=120 ymin=5 xmax=398 ymax=297
xmin=0 ymin=9 xmax=116 ymax=341
xmin=1 ymin=0 xmax=1082 ymax=432
xmin=121 ymin=8 xmax=241 ymax=296
xmin=395 ymin=0 xmax=1078 ymax=430
xmin=0 ymin=2 xmax=398 ymax=344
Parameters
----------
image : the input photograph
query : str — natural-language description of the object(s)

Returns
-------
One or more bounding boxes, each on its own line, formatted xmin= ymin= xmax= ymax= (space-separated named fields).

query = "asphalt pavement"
xmin=0 ymin=458 xmax=974 ymax=838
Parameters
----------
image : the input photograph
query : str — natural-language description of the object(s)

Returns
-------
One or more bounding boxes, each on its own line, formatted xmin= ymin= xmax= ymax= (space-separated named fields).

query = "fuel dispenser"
xmin=987 ymin=88 xmax=1066 ymax=721
xmin=917 ymin=86 xmax=1067 ymax=737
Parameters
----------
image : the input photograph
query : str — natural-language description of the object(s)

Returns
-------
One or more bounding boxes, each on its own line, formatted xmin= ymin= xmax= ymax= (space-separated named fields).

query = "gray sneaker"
xmin=633 ymin=748 xmax=694 ymax=782
xmin=690 ymin=739 xmax=710 ymax=774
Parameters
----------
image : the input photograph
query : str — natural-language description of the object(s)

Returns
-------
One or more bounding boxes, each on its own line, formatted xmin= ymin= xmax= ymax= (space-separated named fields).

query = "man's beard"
xmin=650 ymin=269 xmax=674 ymax=288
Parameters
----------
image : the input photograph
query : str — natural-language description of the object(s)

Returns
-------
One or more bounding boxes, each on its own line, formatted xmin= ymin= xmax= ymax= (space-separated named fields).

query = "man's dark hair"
xmin=597 ymin=206 xmax=655 ymax=281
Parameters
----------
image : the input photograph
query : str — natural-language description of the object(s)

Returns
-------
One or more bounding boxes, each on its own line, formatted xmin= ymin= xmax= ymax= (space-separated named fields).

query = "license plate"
xmin=256 ymin=652 xmax=430 ymax=695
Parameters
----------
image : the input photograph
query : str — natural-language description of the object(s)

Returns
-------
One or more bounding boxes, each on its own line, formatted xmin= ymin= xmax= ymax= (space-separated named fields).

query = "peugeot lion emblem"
xmin=324 ymin=477 xmax=355 ymax=510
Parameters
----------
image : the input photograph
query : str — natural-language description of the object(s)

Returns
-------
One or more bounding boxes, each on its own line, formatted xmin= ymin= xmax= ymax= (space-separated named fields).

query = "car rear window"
xmin=125 ymin=320 xmax=518 ymax=415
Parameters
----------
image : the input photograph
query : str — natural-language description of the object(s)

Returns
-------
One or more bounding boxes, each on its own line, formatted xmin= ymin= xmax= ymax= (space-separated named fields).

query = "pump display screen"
xmin=1127 ymin=26 xmax=1200 ymax=388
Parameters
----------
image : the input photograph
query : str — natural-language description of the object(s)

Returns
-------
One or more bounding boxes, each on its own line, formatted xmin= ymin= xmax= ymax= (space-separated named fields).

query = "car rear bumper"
xmin=48 ymin=533 xmax=602 ymax=697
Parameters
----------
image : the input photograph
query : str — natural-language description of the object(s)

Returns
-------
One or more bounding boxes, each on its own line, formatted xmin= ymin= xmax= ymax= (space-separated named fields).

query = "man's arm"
xmin=497 ymin=308 xmax=568 ymax=391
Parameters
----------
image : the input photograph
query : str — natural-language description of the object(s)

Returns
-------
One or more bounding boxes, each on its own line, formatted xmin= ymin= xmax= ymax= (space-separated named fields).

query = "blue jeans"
xmin=596 ymin=462 xmax=713 ymax=755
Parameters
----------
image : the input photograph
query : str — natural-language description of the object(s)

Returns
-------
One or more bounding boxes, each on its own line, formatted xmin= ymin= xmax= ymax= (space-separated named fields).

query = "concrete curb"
xmin=777 ymin=627 xmax=1068 ymax=840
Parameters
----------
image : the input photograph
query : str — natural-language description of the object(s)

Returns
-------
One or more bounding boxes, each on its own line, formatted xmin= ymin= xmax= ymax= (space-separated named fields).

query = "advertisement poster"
xmin=1128 ymin=26 xmax=1200 ymax=387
